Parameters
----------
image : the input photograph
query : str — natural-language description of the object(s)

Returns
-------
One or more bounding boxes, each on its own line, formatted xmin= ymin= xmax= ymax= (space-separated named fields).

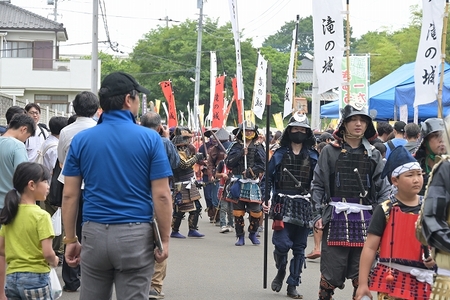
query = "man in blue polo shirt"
xmin=62 ymin=72 xmax=173 ymax=300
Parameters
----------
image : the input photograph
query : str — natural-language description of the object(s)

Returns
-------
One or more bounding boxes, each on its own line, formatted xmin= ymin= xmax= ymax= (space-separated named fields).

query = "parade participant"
xmin=205 ymin=128 xmax=231 ymax=229
xmin=225 ymin=121 xmax=265 ymax=246
xmin=261 ymin=112 xmax=318 ymax=299
xmin=198 ymin=134 xmax=216 ymax=222
xmin=356 ymin=146 xmax=434 ymax=300
xmin=62 ymin=72 xmax=173 ymax=299
xmin=311 ymin=104 xmax=390 ymax=300
xmin=420 ymin=117 xmax=450 ymax=299
xmin=170 ymin=127 xmax=206 ymax=238
xmin=141 ymin=112 xmax=180 ymax=300
xmin=414 ymin=118 xmax=446 ymax=195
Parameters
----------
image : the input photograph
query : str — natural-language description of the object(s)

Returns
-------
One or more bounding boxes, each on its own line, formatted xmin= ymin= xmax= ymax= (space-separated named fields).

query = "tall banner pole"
xmin=263 ymin=62 xmax=272 ymax=289
xmin=438 ymin=0 xmax=449 ymax=118
xmin=292 ymin=15 xmax=300 ymax=111
xmin=346 ymin=0 xmax=351 ymax=97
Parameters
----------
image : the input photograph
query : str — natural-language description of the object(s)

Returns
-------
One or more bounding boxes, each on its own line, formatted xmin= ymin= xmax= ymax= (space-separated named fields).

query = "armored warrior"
xmin=225 ymin=121 xmax=265 ymax=246
xmin=170 ymin=127 xmax=206 ymax=238
xmin=311 ymin=104 xmax=390 ymax=300
xmin=261 ymin=113 xmax=318 ymax=299
xmin=420 ymin=118 xmax=450 ymax=299
xmin=414 ymin=118 xmax=446 ymax=195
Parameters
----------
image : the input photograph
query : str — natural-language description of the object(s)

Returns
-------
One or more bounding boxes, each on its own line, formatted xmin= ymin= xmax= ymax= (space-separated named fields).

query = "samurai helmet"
xmin=280 ymin=112 xmax=315 ymax=147
xmin=334 ymin=104 xmax=377 ymax=141
xmin=232 ymin=121 xmax=258 ymax=141
xmin=171 ymin=126 xmax=193 ymax=146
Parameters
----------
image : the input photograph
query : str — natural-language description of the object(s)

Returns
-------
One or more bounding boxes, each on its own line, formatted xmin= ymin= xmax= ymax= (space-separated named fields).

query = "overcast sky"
xmin=12 ymin=0 xmax=421 ymax=56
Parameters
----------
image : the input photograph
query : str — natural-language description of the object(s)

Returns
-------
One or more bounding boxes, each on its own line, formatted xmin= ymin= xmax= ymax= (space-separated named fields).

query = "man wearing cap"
xmin=225 ymin=121 xmax=265 ymax=246
xmin=311 ymin=104 xmax=390 ymax=300
xmin=384 ymin=121 xmax=407 ymax=159
xmin=62 ymin=72 xmax=173 ymax=299
xmin=261 ymin=113 xmax=318 ymax=299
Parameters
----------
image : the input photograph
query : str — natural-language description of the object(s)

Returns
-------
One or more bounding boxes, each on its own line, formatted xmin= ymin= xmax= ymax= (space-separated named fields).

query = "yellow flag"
xmin=199 ymin=104 xmax=205 ymax=127
xmin=273 ymin=112 xmax=284 ymax=131
xmin=245 ymin=110 xmax=255 ymax=124
xmin=155 ymin=99 xmax=161 ymax=114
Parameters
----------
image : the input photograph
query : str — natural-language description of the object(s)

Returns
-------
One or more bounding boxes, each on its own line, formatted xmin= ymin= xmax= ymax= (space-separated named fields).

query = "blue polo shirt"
xmin=63 ymin=110 xmax=172 ymax=224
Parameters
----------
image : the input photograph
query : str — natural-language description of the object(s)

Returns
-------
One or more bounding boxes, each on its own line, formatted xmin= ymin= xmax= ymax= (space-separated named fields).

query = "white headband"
xmin=391 ymin=162 xmax=421 ymax=178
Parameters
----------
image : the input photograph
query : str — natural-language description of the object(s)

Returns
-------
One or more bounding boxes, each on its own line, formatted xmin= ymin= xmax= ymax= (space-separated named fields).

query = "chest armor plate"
xmin=276 ymin=150 xmax=311 ymax=193
xmin=331 ymin=150 xmax=372 ymax=198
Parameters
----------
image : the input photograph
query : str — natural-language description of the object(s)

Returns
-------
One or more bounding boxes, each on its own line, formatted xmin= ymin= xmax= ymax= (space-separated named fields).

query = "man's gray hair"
xmin=141 ymin=111 xmax=161 ymax=129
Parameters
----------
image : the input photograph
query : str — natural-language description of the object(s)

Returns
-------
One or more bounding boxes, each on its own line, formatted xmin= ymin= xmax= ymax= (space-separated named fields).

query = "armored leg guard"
xmin=171 ymin=211 xmax=186 ymax=238
xmin=286 ymin=254 xmax=304 ymax=286
xmin=271 ymin=250 xmax=288 ymax=292
xmin=351 ymin=277 xmax=358 ymax=300
xmin=318 ymin=275 xmax=336 ymax=300
xmin=248 ymin=211 xmax=263 ymax=233
xmin=187 ymin=211 xmax=204 ymax=237
xmin=233 ymin=210 xmax=245 ymax=237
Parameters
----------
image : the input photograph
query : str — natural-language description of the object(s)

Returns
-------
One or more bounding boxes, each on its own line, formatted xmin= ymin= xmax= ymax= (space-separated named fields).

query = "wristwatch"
xmin=63 ymin=236 xmax=78 ymax=244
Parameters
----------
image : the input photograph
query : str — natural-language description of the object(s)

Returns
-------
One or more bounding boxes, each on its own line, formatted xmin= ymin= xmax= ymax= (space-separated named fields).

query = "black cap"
xmin=100 ymin=72 xmax=150 ymax=97
xmin=394 ymin=121 xmax=406 ymax=133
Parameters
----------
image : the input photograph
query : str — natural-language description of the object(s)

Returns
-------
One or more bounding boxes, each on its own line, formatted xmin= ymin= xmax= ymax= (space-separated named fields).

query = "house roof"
xmin=0 ymin=1 xmax=68 ymax=41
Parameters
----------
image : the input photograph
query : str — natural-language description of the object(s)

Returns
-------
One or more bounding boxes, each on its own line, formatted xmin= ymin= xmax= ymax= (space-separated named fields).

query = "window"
xmin=35 ymin=95 xmax=69 ymax=113
xmin=2 ymin=41 xmax=33 ymax=58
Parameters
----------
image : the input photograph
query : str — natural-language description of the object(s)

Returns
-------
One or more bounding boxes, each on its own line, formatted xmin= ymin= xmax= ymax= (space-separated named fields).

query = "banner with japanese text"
xmin=155 ymin=99 xmax=161 ymax=114
xmin=159 ymin=81 xmax=178 ymax=127
xmin=228 ymin=0 xmax=245 ymax=102
xmin=312 ymin=0 xmax=344 ymax=94
xmin=232 ymin=77 xmax=243 ymax=124
xmin=283 ymin=28 xmax=297 ymax=119
xmin=211 ymin=75 xmax=225 ymax=128
xmin=340 ymin=56 xmax=369 ymax=112
xmin=414 ymin=0 xmax=445 ymax=107
xmin=252 ymin=52 xmax=267 ymax=119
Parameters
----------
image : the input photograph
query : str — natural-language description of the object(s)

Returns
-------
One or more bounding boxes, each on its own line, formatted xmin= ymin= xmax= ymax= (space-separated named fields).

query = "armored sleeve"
xmin=260 ymin=148 xmax=283 ymax=200
xmin=311 ymin=145 xmax=333 ymax=212
xmin=422 ymin=160 xmax=450 ymax=252
xmin=162 ymin=137 xmax=180 ymax=170
xmin=251 ymin=144 xmax=266 ymax=175
xmin=225 ymin=143 xmax=244 ymax=168
xmin=370 ymin=149 xmax=390 ymax=204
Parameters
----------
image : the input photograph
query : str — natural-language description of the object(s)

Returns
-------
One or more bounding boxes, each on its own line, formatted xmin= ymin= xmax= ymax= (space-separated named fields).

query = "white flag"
xmin=312 ymin=0 xmax=344 ymax=94
xmin=228 ymin=0 xmax=244 ymax=102
xmin=414 ymin=0 xmax=445 ymax=107
xmin=162 ymin=102 xmax=169 ymax=125
xmin=207 ymin=51 xmax=217 ymax=122
xmin=283 ymin=28 xmax=296 ymax=119
xmin=252 ymin=52 xmax=267 ymax=119
xmin=187 ymin=102 xmax=191 ymax=129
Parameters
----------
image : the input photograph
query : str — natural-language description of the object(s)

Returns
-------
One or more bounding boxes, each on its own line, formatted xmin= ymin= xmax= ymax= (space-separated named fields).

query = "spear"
xmin=263 ymin=62 xmax=272 ymax=289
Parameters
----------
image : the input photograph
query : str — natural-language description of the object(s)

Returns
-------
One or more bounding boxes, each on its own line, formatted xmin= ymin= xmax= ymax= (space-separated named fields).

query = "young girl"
xmin=355 ymin=146 xmax=435 ymax=300
xmin=0 ymin=162 xmax=59 ymax=299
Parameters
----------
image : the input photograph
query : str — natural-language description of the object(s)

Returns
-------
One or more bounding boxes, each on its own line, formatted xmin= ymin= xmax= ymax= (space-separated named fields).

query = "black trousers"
xmin=62 ymin=194 xmax=83 ymax=290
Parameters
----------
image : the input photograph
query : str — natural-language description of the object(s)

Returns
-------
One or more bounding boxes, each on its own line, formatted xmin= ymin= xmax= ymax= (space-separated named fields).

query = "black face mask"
xmin=289 ymin=132 xmax=308 ymax=144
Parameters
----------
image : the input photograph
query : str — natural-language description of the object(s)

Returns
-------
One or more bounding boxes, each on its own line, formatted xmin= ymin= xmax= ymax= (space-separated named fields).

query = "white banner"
xmin=161 ymin=102 xmax=169 ymax=125
xmin=283 ymin=28 xmax=296 ymax=119
xmin=414 ymin=0 xmax=445 ymax=107
xmin=312 ymin=0 xmax=344 ymax=94
xmin=207 ymin=51 xmax=217 ymax=122
xmin=252 ymin=52 xmax=267 ymax=119
xmin=228 ymin=0 xmax=244 ymax=102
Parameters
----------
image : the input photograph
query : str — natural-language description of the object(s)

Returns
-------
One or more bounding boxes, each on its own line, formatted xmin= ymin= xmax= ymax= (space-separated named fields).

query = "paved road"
xmin=56 ymin=206 xmax=374 ymax=299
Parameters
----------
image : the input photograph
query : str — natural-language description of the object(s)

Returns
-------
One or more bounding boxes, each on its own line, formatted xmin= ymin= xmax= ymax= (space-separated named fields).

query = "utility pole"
xmin=91 ymin=0 xmax=98 ymax=93
xmin=53 ymin=0 xmax=58 ymax=21
xmin=193 ymin=0 xmax=204 ymax=130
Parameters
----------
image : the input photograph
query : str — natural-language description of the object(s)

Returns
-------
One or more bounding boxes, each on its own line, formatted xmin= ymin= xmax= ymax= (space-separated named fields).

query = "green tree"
xmin=130 ymin=18 xmax=258 ymax=125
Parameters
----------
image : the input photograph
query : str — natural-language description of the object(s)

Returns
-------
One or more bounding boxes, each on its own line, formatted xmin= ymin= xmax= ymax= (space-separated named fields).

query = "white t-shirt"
xmin=26 ymin=124 xmax=48 ymax=162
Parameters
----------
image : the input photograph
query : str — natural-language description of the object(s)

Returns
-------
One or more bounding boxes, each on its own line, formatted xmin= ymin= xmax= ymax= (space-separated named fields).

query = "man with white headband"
xmin=356 ymin=146 xmax=435 ymax=300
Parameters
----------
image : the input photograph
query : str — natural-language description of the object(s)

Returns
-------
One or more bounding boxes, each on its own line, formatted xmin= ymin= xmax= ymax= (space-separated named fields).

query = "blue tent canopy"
xmin=320 ymin=62 xmax=450 ymax=121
